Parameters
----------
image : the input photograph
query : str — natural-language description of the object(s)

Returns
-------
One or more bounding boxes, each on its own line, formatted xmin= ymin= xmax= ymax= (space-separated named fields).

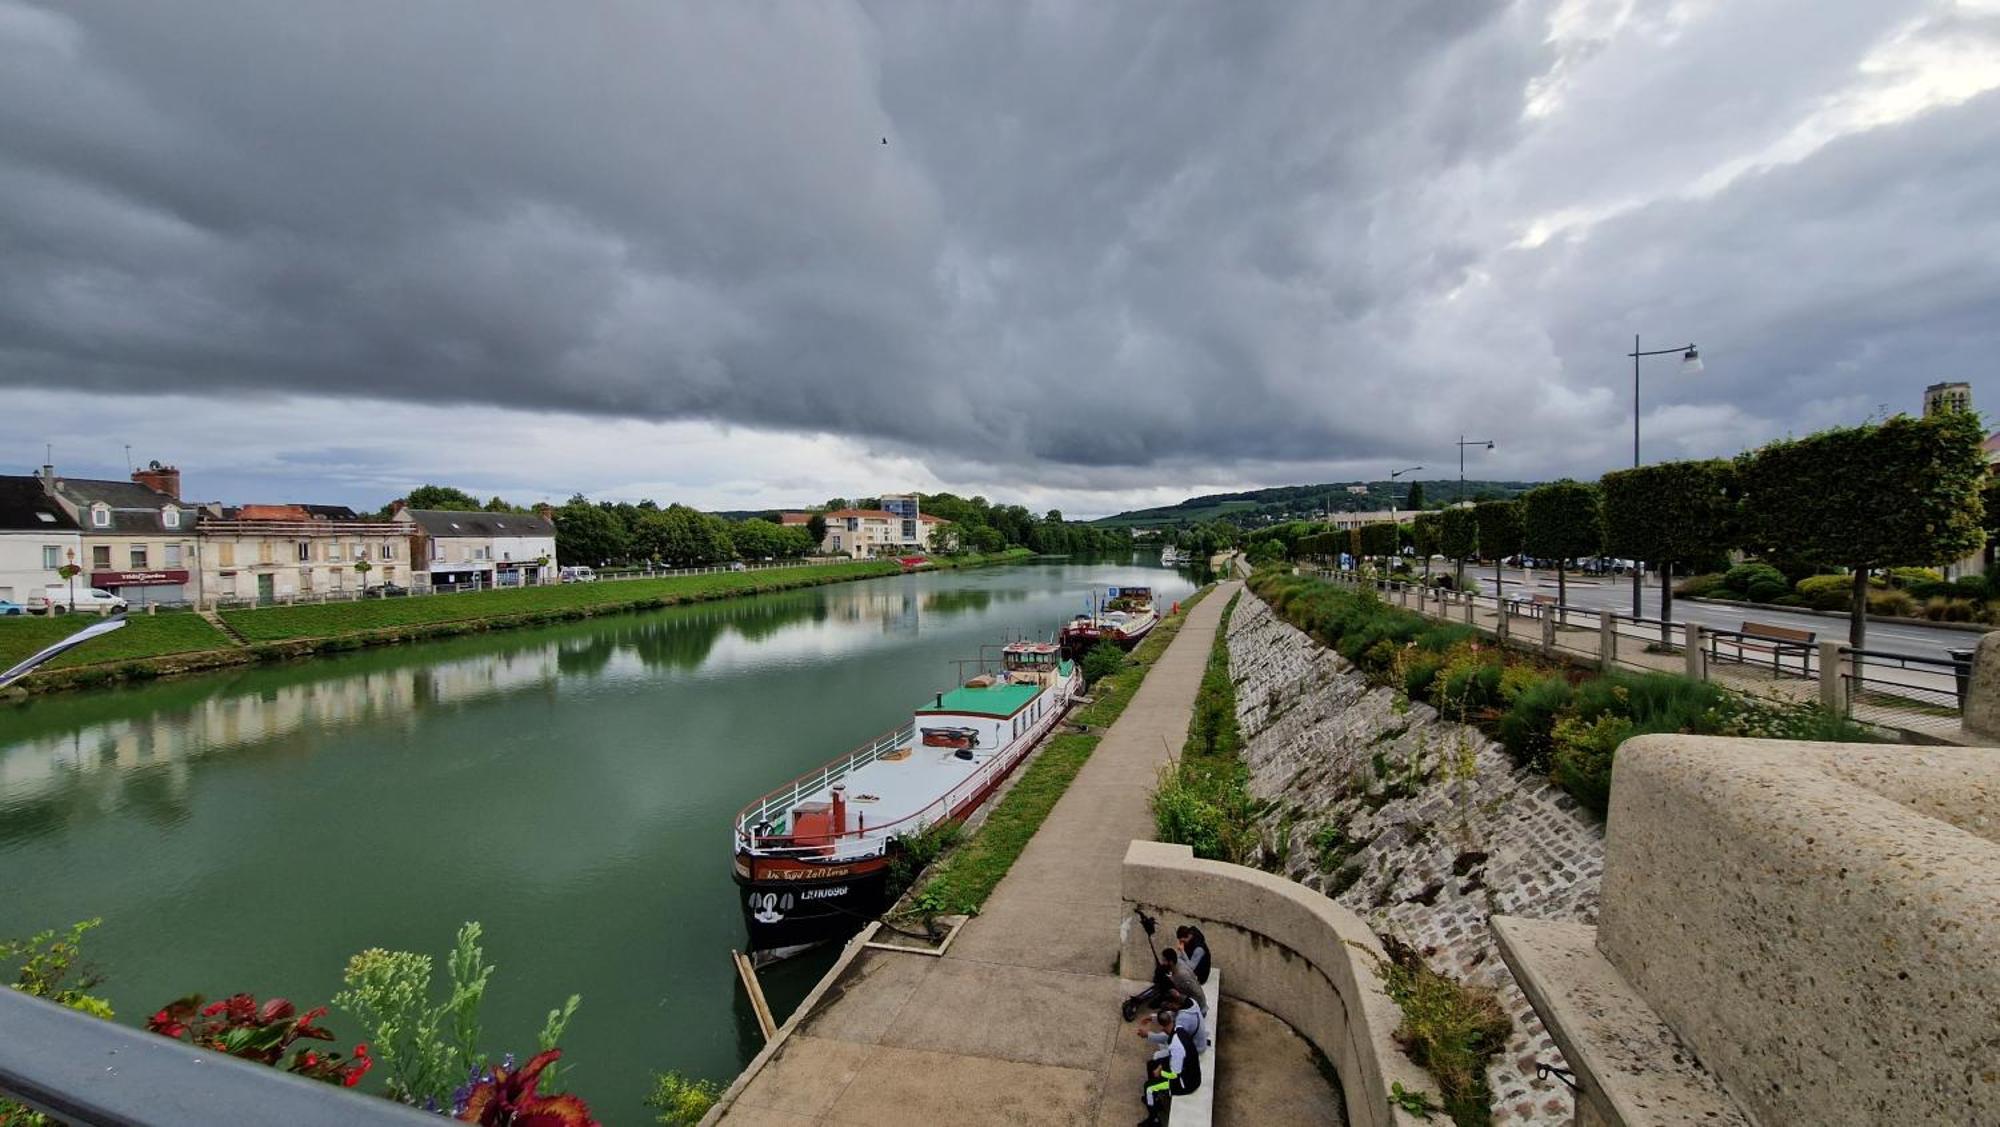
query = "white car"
xmin=29 ymin=586 xmax=128 ymax=615
xmin=559 ymin=566 xmax=597 ymax=583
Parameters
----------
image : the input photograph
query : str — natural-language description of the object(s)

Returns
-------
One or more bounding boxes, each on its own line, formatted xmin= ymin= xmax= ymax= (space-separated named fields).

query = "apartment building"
xmin=39 ymin=462 xmax=209 ymax=606
xmin=819 ymin=502 xmax=948 ymax=558
xmin=0 ymin=475 xmax=81 ymax=605
xmin=196 ymin=505 xmax=409 ymax=605
xmin=394 ymin=508 xmax=558 ymax=588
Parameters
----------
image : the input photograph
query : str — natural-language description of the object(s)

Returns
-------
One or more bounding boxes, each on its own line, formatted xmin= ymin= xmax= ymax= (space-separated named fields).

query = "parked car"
xmin=729 ymin=561 xmax=747 ymax=572
xmin=362 ymin=582 xmax=410 ymax=599
xmin=560 ymin=566 xmax=597 ymax=583
xmin=0 ymin=599 xmax=26 ymax=616
xmin=27 ymin=586 xmax=128 ymax=615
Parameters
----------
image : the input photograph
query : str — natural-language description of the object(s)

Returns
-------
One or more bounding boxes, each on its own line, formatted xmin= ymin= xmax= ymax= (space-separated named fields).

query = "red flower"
xmin=151 ymin=1010 xmax=169 ymax=1026
xmin=303 ymin=1052 xmax=320 ymax=1068
xmin=201 ymin=1001 xmax=226 ymax=1017
xmin=354 ymin=1043 xmax=370 ymax=1057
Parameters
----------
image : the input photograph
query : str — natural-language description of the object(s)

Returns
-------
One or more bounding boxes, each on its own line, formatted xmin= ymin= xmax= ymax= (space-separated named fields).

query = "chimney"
xmin=132 ymin=460 xmax=181 ymax=501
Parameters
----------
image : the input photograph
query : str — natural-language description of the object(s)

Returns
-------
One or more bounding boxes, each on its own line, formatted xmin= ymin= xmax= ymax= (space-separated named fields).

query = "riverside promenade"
xmin=713 ymin=578 xmax=1336 ymax=1126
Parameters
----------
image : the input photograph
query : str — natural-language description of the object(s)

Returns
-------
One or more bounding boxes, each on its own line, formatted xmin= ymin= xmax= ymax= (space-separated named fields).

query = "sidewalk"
xmin=717 ymin=580 xmax=1255 ymax=1126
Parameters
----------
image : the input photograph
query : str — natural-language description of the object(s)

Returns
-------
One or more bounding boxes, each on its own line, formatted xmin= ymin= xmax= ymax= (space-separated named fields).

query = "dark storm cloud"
xmin=1 ymin=0 xmax=1996 ymax=490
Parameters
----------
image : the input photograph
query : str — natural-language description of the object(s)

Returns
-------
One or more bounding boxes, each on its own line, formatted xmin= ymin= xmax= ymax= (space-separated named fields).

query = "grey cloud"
xmin=0 ymin=0 xmax=1995 ymax=503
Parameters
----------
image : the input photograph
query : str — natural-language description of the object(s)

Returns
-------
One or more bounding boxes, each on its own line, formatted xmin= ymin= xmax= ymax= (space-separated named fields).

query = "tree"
xmin=1359 ymin=522 xmax=1399 ymax=571
xmin=1520 ymin=480 xmax=1603 ymax=611
xmin=1474 ymin=500 xmax=1523 ymax=597
xmin=402 ymin=485 xmax=482 ymax=512
xmin=731 ymin=519 xmax=784 ymax=560
xmin=1404 ymin=480 xmax=1425 ymax=513
xmin=805 ymin=512 xmax=828 ymax=550
xmin=1601 ymin=459 xmax=1738 ymax=643
xmin=1411 ymin=513 xmax=1441 ymax=577
xmin=553 ymin=497 xmax=629 ymax=567
xmin=1437 ymin=508 xmax=1479 ymax=588
xmin=353 ymin=559 xmax=372 ymax=593
xmin=1737 ymin=411 xmax=1986 ymax=648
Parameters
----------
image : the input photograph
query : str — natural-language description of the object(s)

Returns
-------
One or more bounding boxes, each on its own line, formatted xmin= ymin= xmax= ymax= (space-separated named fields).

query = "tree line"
xmin=1258 ymin=410 xmax=1990 ymax=649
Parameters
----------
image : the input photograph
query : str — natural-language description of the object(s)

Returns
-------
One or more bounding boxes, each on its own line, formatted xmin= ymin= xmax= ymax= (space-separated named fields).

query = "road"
xmin=1465 ymin=567 xmax=1980 ymax=661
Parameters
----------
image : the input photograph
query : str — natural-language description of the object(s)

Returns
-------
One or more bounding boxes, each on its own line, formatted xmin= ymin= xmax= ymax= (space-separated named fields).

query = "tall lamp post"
xmin=1455 ymin=437 xmax=1493 ymax=506
xmin=1626 ymin=336 xmax=1703 ymax=616
xmin=1389 ymin=466 xmax=1423 ymax=571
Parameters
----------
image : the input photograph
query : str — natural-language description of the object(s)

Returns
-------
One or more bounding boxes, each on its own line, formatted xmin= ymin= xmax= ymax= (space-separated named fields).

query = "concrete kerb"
xmin=699 ymin=921 xmax=881 ymax=1126
xmin=1119 ymin=840 xmax=1435 ymax=1127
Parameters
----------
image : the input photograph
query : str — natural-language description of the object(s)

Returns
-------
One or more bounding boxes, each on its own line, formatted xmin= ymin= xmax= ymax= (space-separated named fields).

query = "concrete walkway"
xmin=719 ymin=579 xmax=1332 ymax=1126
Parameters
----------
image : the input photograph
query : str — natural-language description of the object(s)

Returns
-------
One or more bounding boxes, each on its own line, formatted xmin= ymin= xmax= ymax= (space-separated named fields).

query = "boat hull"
xmin=1060 ymin=615 xmax=1155 ymax=656
xmin=733 ymin=853 xmax=892 ymax=952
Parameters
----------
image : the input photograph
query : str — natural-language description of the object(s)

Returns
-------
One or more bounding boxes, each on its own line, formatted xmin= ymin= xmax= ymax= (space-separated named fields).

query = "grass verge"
xmin=1151 ymin=590 xmax=1261 ymax=864
xmin=906 ymin=582 xmax=1218 ymax=917
xmin=0 ymin=612 xmax=233 ymax=673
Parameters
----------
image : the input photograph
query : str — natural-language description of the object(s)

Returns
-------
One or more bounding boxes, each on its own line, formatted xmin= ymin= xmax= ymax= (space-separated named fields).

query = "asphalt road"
xmin=1467 ymin=567 xmax=1980 ymax=662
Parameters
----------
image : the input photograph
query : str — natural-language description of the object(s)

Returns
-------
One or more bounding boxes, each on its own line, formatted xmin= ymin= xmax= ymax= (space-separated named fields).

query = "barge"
xmin=731 ymin=639 xmax=1082 ymax=954
xmin=1059 ymin=585 xmax=1159 ymax=656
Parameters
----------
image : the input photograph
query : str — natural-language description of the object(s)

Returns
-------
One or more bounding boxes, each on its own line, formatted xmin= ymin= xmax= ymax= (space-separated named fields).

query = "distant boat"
xmin=1060 ymin=585 xmax=1159 ymax=656
xmin=732 ymin=638 xmax=1082 ymax=955
xmin=1160 ymin=546 xmax=1189 ymax=565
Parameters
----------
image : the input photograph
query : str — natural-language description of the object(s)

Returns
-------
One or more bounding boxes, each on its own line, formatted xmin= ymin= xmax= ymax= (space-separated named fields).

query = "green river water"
xmin=0 ymin=557 xmax=1197 ymax=1122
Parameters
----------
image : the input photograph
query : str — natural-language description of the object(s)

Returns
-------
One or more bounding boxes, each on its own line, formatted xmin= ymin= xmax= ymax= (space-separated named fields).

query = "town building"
xmin=0 ymin=475 xmax=81 ymax=606
xmin=394 ymin=508 xmax=558 ymax=589
xmin=1924 ymin=381 xmax=1972 ymax=417
xmin=819 ymin=504 xmax=948 ymax=558
xmin=38 ymin=462 xmax=211 ymax=606
xmin=195 ymin=505 xmax=409 ymax=605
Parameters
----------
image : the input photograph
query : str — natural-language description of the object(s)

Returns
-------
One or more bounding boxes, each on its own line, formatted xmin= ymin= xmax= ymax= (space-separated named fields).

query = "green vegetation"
xmin=1092 ymin=479 xmax=1535 ymax=529
xmin=2 ymin=919 xmax=115 ymax=1126
xmin=907 ymin=586 xmax=1215 ymax=916
xmin=219 ymin=561 xmax=903 ymax=643
xmin=1737 ymin=409 xmax=1988 ymax=648
xmin=1472 ymin=501 xmax=1522 ymax=596
xmin=1374 ymin=935 xmax=1511 ymax=1126
xmin=0 ymin=612 xmax=233 ymax=673
xmin=1152 ymin=592 xmax=1260 ymax=863
xmin=1520 ymin=480 xmax=1603 ymax=608
xmin=646 ymin=1071 xmax=721 ymax=1124
xmin=1250 ymin=569 xmax=1874 ymax=817
xmin=1601 ymin=458 xmax=1737 ymax=640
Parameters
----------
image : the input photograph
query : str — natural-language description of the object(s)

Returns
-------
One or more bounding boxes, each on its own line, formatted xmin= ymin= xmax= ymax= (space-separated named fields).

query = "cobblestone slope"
xmin=1228 ymin=591 xmax=1604 ymax=1125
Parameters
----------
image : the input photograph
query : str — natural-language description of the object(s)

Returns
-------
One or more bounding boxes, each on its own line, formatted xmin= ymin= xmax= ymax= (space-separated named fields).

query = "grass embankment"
xmin=0 ymin=612 xmax=233 ymax=673
xmin=1150 ymin=591 xmax=1260 ymax=864
xmin=1250 ymin=568 xmax=1875 ymax=818
xmin=219 ymin=561 xmax=904 ymax=642
xmin=905 ymin=583 xmax=1216 ymax=918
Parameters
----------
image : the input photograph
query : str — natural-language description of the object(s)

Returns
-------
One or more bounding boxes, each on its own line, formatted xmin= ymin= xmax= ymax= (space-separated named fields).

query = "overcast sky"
xmin=3 ymin=1 xmax=1997 ymax=517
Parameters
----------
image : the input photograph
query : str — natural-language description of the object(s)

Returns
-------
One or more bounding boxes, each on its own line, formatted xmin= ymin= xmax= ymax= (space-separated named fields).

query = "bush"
xmin=1081 ymin=640 xmax=1127 ymax=684
xmin=1922 ymin=596 xmax=1981 ymax=622
xmin=1496 ymin=675 xmax=1574 ymax=771
xmin=1674 ymin=573 xmax=1726 ymax=599
xmin=1950 ymin=575 xmax=1989 ymax=600
xmin=1885 ymin=566 xmax=1943 ymax=588
xmin=1550 ymin=713 xmax=1630 ymax=815
xmin=1722 ymin=562 xmax=1786 ymax=595
xmin=1376 ymin=936 xmax=1512 ymax=1126
xmin=647 ymin=1071 xmax=721 ymax=1125
xmin=1745 ymin=577 xmax=1791 ymax=604
xmin=1795 ymin=574 xmax=1853 ymax=611
xmin=1867 ymin=589 xmax=1918 ymax=617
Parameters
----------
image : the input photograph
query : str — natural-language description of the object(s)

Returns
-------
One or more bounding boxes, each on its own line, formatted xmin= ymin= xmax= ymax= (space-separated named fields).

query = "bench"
xmin=1168 ymin=967 xmax=1221 ymax=1127
xmin=1719 ymin=620 xmax=1816 ymax=675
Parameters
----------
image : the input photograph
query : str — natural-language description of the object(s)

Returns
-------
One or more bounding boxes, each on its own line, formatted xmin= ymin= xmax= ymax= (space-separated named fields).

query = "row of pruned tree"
xmin=1320 ymin=411 xmax=1991 ymax=648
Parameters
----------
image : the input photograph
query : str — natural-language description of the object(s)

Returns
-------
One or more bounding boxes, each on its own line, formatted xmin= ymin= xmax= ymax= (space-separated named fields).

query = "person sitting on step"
xmin=1137 ymin=990 xmax=1203 ymax=1097
xmin=1123 ymin=945 xmax=1203 ymax=1021
xmin=1138 ymin=1056 xmax=1173 ymax=1127
xmin=1175 ymin=924 xmax=1211 ymax=985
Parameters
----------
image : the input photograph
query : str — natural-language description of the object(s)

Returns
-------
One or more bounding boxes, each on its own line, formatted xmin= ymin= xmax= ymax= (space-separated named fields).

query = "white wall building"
xmin=395 ymin=509 xmax=557 ymax=588
xmin=0 ymin=475 xmax=82 ymax=606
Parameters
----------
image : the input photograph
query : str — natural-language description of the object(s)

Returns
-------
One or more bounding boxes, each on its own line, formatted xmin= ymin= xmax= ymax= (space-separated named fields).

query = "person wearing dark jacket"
xmin=1175 ymin=925 xmax=1211 ymax=984
xmin=1137 ymin=994 xmax=1203 ymax=1098
xmin=1124 ymin=946 xmax=1202 ymax=1021
xmin=1138 ymin=1056 xmax=1173 ymax=1126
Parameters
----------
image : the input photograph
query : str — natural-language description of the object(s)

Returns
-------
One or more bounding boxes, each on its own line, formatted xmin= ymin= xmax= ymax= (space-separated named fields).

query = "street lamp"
xmin=1626 ymin=336 xmax=1703 ymax=616
xmin=1455 ymin=438 xmax=1493 ymax=505
xmin=1388 ymin=464 xmax=1423 ymax=522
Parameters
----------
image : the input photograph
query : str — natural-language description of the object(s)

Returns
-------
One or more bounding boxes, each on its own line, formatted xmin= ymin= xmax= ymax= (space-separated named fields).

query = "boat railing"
xmin=734 ymin=722 xmax=916 ymax=852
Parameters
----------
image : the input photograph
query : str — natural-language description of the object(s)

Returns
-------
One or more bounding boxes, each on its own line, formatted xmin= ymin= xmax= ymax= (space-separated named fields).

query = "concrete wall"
xmin=1120 ymin=840 xmax=1436 ymax=1127
xmin=1600 ymin=736 xmax=2000 ymax=1125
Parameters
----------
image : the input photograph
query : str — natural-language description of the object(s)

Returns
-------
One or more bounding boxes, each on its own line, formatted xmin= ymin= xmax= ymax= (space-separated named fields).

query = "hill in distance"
xmin=1091 ymin=479 xmax=1540 ymax=528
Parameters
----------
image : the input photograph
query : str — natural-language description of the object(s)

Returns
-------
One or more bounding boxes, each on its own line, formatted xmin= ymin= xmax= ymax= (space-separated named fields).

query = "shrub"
xmin=1795 ymin=574 xmax=1853 ymax=611
xmin=1550 ymin=712 xmax=1630 ymax=816
xmin=1922 ymin=596 xmax=1981 ymax=622
xmin=1867 ymin=589 xmax=1918 ymax=618
xmin=1885 ymin=566 xmax=1943 ymax=588
xmin=1745 ymin=577 xmax=1791 ymax=604
xmin=1950 ymin=575 xmax=1989 ymax=600
xmin=1401 ymin=651 xmax=1446 ymax=699
xmin=1674 ymin=573 xmax=1726 ymax=599
xmin=647 ymin=1071 xmax=721 ymax=1125
xmin=1496 ymin=675 xmax=1574 ymax=771
xmin=1081 ymin=640 xmax=1127 ymax=684
xmin=1722 ymin=562 xmax=1786 ymax=594
xmin=1152 ymin=772 xmax=1229 ymax=860
xmin=1375 ymin=935 xmax=1512 ymax=1126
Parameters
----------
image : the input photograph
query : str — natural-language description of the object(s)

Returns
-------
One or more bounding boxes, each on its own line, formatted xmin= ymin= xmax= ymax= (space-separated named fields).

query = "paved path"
xmin=718 ymin=580 xmax=1332 ymax=1126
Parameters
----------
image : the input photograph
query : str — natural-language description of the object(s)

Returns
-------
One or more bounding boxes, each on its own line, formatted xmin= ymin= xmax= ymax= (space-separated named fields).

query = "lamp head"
xmin=1485 ymin=441 xmax=1495 ymax=450
xmin=1681 ymin=346 xmax=1703 ymax=374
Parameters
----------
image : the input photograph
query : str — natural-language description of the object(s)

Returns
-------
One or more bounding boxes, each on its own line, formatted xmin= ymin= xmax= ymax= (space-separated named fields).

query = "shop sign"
xmin=91 ymin=569 xmax=189 ymax=587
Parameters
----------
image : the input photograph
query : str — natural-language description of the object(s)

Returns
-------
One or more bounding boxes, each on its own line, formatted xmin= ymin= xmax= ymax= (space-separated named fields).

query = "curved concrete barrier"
xmin=1120 ymin=840 xmax=1436 ymax=1127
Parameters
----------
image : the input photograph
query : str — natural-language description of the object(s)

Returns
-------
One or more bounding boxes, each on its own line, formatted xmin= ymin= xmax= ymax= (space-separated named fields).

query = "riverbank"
xmin=0 ymin=550 xmax=1038 ymax=698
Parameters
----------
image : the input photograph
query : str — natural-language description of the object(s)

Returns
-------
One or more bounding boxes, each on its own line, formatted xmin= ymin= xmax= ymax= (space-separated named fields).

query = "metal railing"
xmin=1844 ymin=648 xmax=1968 ymax=716
xmin=0 ymin=988 xmax=435 ymax=1127
xmin=734 ymin=723 xmax=918 ymax=861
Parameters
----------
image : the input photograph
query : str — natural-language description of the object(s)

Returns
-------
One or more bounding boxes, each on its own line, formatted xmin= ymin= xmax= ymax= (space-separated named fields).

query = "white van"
xmin=560 ymin=566 xmax=597 ymax=583
xmin=29 ymin=586 xmax=129 ymax=615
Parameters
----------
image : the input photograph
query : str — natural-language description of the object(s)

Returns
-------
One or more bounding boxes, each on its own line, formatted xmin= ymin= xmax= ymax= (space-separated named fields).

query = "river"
xmin=0 ymin=557 xmax=1198 ymax=1122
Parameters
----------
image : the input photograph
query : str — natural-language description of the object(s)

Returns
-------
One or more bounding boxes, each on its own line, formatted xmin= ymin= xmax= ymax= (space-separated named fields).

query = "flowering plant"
xmin=146 ymin=993 xmax=373 ymax=1087
xmin=453 ymin=1049 xmax=596 ymax=1126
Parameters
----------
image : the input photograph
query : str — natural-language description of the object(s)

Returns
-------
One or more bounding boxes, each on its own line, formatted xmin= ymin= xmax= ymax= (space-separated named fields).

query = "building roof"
xmin=46 ymin=475 xmax=187 ymax=534
xmin=233 ymin=504 xmax=314 ymax=521
xmin=400 ymin=509 xmax=555 ymax=537
xmin=825 ymin=508 xmax=899 ymax=519
xmin=0 ymin=475 xmax=80 ymax=532
xmin=916 ymin=680 xmax=1043 ymax=718
xmin=778 ymin=511 xmax=814 ymax=526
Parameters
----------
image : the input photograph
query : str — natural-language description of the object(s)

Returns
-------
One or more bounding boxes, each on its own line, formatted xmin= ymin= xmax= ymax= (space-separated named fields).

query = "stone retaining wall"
xmin=1227 ymin=591 xmax=1605 ymax=1124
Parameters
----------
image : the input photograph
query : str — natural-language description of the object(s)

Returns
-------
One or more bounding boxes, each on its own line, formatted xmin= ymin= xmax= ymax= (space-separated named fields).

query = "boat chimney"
xmin=831 ymin=784 xmax=848 ymax=837
xmin=935 ymin=691 xmax=943 ymax=707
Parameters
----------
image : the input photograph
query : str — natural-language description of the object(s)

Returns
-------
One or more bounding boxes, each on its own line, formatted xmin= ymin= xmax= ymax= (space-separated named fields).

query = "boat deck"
xmin=773 ymin=741 xmax=1000 ymax=842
